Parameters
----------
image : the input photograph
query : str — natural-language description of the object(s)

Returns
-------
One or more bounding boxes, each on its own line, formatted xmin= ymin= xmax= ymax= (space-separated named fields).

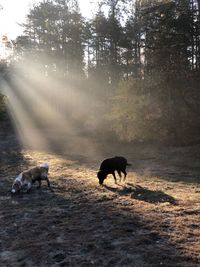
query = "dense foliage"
xmin=1 ymin=0 xmax=200 ymax=144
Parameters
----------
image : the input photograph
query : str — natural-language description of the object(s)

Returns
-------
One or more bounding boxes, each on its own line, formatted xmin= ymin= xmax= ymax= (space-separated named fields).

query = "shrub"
xmin=108 ymin=78 xmax=166 ymax=142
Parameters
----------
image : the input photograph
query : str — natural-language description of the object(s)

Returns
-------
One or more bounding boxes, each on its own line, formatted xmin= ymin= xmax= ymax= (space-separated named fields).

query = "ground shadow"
xmin=0 ymin=133 xmax=198 ymax=266
xmin=104 ymin=183 xmax=176 ymax=204
xmin=1 ymin=175 xmax=194 ymax=267
xmin=126 ymin=143 xmax=200 ymax=185
xmin=0 ymin=118 xmax=199 ymax=265
xmin=0 ymin=120 xmax=33 ymax=195
xmin=42 ymin=137 xmax=200 ymax=186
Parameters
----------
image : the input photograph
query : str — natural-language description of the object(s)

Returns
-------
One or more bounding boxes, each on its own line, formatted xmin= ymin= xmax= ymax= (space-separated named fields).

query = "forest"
xmin=1 ymin=1 xmax=200 ymax=266
xmin=0 ymin=0 xmax=200 ymax=145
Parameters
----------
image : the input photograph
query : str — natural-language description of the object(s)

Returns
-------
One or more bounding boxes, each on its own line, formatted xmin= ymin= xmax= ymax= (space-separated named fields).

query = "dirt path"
xmin=1 ymin=127 xmax=200 ymax=266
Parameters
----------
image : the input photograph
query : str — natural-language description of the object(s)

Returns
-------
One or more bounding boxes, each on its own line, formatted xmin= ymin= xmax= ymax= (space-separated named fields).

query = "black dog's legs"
xmin=122 ymin=170 xmax=127 ymax=181
xmin=117 ymin=170 xmax=122 ymax=182
xmin=112 ymin=172 xmax=117 ymax=184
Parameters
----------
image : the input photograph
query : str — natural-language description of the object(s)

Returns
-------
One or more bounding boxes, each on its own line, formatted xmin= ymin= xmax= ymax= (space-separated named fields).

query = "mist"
xmin=1 ymin=56 xmax=110 ymax=161
xmin=1 ymin=0 xmax=200 ymax=157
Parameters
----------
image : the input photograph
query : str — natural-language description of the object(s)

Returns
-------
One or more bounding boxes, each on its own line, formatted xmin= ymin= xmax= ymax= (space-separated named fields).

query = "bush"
xmin=108 ymin=78 xmax=167 ymax=142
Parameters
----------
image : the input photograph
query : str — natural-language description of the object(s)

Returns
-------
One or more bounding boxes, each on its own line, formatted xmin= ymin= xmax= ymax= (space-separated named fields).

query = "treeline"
xmin=5 ymin=0 xmax=200 ymax=144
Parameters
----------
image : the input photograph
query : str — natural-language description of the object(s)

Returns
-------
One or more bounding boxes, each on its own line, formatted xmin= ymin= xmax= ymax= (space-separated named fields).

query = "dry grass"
xmin=1 ymin=129 xmax=200 ymax=266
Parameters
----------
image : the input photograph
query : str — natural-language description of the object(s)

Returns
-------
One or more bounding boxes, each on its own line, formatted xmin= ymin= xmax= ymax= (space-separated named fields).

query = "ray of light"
xmin=1 ymin=58 xmax=105 ymax=159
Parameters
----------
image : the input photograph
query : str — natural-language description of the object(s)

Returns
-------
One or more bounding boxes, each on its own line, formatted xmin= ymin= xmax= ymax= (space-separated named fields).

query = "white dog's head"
xmin=11 ymin=173 xmax=23 ymax=193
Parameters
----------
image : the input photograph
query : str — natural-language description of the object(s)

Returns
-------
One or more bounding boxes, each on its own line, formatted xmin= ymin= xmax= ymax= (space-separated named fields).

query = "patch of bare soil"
xmin=1 ymin=126 xmax=200 ymax=266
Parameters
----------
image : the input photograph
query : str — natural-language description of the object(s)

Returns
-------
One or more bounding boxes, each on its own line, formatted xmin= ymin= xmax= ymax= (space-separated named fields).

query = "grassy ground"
xmin=1 ymin=125 xmax=200 ymax=266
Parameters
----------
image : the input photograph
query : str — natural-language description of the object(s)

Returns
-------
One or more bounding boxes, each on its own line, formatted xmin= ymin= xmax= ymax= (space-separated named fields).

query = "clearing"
xmin=1 ymin=122 xmax=200 ymax=266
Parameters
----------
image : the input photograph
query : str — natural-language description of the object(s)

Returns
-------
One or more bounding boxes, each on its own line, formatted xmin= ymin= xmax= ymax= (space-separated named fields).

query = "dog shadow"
xmin=103 ymin=183 xmax=176 ymax=204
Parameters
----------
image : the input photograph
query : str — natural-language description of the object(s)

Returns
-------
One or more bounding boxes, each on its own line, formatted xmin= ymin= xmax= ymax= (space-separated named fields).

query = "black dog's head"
xmin=97 ymin=170 xmax=107 ymax=185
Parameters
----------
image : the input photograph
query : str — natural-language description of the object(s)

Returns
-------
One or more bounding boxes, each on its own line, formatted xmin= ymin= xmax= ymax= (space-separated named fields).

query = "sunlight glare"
xmin=1 ymin=56 xmax=104 ymax=159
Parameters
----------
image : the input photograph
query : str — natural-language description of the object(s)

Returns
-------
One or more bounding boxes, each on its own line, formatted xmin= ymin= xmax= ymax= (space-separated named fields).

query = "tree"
xmin=21 ymin=0 xmax=85 ymax=77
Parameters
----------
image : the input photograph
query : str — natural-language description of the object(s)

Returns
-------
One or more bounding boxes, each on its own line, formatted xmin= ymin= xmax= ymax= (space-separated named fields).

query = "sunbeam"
xmin=1 ymin=57 xmax=105 ymax=159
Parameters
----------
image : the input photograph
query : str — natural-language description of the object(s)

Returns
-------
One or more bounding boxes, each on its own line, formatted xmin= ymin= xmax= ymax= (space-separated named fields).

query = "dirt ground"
xmin=1 ymin=123 xmax=200 ymax=267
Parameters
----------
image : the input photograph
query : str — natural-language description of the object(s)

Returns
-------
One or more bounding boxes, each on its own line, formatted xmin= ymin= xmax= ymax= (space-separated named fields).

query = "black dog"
xmin=97 ymin=156 xmax=131 ymax=185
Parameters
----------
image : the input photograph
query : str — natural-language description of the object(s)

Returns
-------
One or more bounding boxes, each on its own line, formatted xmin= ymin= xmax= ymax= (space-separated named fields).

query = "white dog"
xmin=11 ymin=163 xmax=53 ymax=193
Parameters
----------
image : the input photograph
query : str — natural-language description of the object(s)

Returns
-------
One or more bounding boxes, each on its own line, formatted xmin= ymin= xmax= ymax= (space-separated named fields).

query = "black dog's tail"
xmin=126 ymin=163 xmax=132 ymax=166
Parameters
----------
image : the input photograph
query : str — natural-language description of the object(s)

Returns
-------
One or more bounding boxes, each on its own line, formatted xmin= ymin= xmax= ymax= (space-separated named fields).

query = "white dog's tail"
xmin=40 ymin=163 xmax=49 ymax=170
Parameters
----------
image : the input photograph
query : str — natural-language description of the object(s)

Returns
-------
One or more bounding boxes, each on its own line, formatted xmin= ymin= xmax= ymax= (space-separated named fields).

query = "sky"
xmin=0 ymin=0 xmax=96 ymax=40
